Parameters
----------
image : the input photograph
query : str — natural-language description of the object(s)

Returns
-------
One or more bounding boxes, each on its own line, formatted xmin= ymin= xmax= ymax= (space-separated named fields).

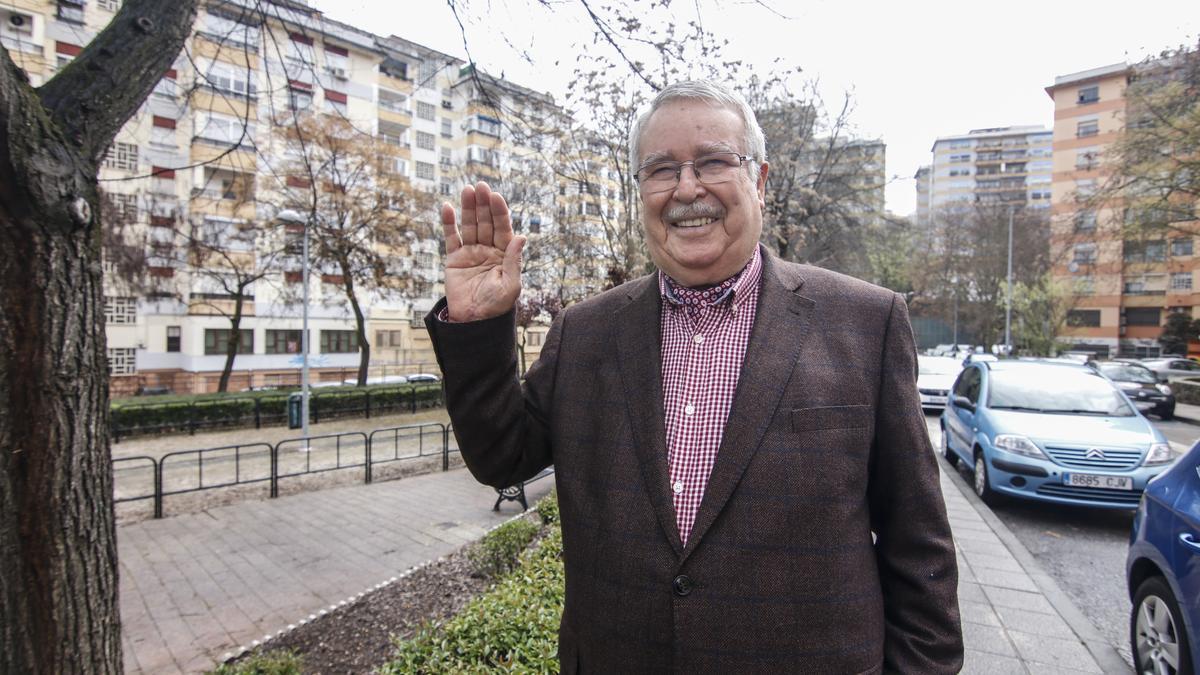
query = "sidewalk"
xmin=117 ymin=441 xmax=1129 ymax=674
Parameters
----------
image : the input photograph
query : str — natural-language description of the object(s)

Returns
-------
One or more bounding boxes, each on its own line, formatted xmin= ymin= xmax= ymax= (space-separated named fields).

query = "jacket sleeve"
xmin=424 ymin=297 xmax=562 ymax=489
xmin=868 ymin=293 xmax=964 ymax=673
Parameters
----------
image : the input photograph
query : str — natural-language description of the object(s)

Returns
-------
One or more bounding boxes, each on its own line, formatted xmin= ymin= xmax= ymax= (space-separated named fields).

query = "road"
xmin=927 ymin=412 xmax=1200 ymax=666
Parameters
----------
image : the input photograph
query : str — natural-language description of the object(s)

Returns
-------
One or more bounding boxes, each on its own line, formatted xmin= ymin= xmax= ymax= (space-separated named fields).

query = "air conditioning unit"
xmin=328 ymin=67 xmax=348 ymax=80
xmin=441 ymin=100 xmax=453 ymax=110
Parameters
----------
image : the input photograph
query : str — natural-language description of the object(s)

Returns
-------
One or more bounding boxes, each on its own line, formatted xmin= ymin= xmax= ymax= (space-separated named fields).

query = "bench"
xmin=493 ymin=467 xmax=555 ymax=511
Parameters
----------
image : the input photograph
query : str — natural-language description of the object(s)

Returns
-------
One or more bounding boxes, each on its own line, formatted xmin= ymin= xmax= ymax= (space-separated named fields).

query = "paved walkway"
xmin=117 ymin=425 xmax=1130 ymax=674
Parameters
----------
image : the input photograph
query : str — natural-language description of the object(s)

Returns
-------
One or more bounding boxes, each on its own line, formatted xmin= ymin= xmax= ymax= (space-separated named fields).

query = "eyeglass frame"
xmin=634 ymin=152 xmax=756 ymax=193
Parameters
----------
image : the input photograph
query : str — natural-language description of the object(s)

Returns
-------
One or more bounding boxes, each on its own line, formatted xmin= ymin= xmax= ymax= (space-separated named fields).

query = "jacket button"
xmin=673 ymin=575 xmax=694 ymax=597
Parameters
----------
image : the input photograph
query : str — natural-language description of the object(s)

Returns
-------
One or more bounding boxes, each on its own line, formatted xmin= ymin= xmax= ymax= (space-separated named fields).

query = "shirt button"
xmin=672 ymin=480 xmax=684 ymax=494
xmin=684 ymin=404 xmax=695 ymax=416
xmin=693 ymin=334 xmax=704 ymax=344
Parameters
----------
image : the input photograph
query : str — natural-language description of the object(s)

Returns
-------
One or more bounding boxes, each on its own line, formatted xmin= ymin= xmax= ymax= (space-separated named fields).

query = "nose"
xmin=672 ymin=163 xmax=707 ymax=202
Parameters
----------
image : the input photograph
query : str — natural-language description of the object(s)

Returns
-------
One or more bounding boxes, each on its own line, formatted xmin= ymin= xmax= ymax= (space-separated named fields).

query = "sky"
xmin=309 ymin=0 xmax=1199 ymax=217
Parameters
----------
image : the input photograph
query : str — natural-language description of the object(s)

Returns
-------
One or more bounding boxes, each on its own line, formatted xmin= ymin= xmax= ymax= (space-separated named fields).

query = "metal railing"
xmin=113 ymin=422 xmax=450 ymax=518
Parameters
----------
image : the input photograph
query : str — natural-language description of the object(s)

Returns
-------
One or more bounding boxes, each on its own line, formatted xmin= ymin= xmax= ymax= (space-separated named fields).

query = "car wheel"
xmin=940 ymin=426 xmax=958 ymax=467
xmin=973 ymin=452 xmax=1002 ymax=507
xmin=1131 ymin=576 xmax=1193 ymax=675
xmin=1159 ymin=405 xmax=1175 ymax=422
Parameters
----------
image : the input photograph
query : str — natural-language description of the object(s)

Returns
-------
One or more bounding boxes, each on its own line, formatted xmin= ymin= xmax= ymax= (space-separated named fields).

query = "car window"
xmin=952 ymin=367 xmax=981 ymax=403
xmin=1097 ymin=363 xmax=1157 ymax=384
xmin=987 ymin=368 xmax=1135 ymax=416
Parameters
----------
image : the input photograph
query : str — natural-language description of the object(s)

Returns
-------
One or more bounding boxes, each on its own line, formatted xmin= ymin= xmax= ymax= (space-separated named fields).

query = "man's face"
xmin=637 ymin=99 xmax=768 ymax=287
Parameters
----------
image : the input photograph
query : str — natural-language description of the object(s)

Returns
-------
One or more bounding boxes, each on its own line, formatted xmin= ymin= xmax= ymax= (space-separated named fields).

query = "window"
xmin=1076 ymin=120 xmax=1099 ymax=138
xmin=150 ymin=116 xmax=177 ymax=148
xmin=379 ymin=89 xmax=407 ymax=113
xmin=528 ymin=331 xmax=543 ymax=347
xmin=104 ymin=297 xmax=137 ymax=324
xmin=195 ymin=112 xmax=255 ymax=147
xmin=103 ymin=142 xmax=139 ymax=171
xmin=287 ymin=33 xmax=315 ymax=65
xmin=1074 ymin=211 xmax=1097 ymax=232
xmin=204 ymin=329 xmax=253 ymax=355
xmin=1171 ymin=273 xmax=1193 ymax=291
xmin=98 ymin=0 xmax=121 ymax=10
xmin=1125 ymin=307 xmax=1161 ymax=327
xmin=324 ymin=47 xmax=348 ymax=78
xmin=1124 ymin=240 xmax=1166 ymax=263
xmin=198 ymin=59 xmax=257 ymax=98
xmin=439 ymin=147 xmax=452 ymax=167
xmin=324 ymin=90 xmax=347 ymax=116
xmin=266 ymin=329 xmax=305 ymax=354
xmin=439 ymin=181 xmax=453 ymax=196
xmin=1074 ymin=179 xmax=1096 ymax=200
xmin=153 ymin=70 xmax=178 ymax=99
xmin=1172 ymin=238 xmax=1193 ymax=257
xmin=56 ymin=0 xmax=84 ymax=24
xmin=1073 ymin=243 xmax=1097 ymax=264
xmin=1075 ymin=276 xmax=1095 ymax=295
xmin=289 ymin=86 xmax=313 ymax=112
xmin=376 ymin=330 xmax=404 ymax=347
xmin=201 ymin=12 xmax=259 ymax=49
xmin=949 ymin=154 xmax=971 ymax=163
xmin=415 ymin=161 xmax=435 ymax=180
xmin=952 ymin=368 xmax=981 ymax=404
xmin=320 ymin=330 xmax=358 ymax=353
xmin=199 ymin=167 xmax=253 ymax=201
xmin=1077 ymin=86 xmax=1099 ymax=104
xmin=472 ymin=115 xmax=502 ymax=136
xmin=948 ymin=169 xmax=970 ymax=177
xmin=441 ymin=118 xmax=453 ymax=138
xmin=107 ymin=348 xmax=136 ymax=375
xmin=416 ymin=101 xmax=436 ymax=120
xmin=166 ymin=326 xmax=181 ymax=352
xmin=1066 ymin=310 xmax=1101 ymax=327
xmin=416 ymin=131 xmax=436 ymax=150
xmin=106 ymin=193 xmax=138 ymax=222
xmin=585 ymin=202 xmax=602 ymax=216
xmin=1075 ymin=149 xmax=1099 ymax=170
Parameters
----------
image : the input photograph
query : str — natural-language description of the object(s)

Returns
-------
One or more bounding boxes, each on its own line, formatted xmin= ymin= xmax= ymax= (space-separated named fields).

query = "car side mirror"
xmin=952 ymin=395 xmax=975 ymax=412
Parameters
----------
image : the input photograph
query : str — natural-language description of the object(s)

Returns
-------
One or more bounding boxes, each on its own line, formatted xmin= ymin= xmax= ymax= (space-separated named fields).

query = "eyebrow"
xmin=640 ymin=142 xmax=742 ymax=166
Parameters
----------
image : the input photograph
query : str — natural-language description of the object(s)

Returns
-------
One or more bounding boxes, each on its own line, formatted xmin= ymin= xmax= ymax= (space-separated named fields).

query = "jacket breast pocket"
xmin=791 ymin=404 xmax=873 ymax=433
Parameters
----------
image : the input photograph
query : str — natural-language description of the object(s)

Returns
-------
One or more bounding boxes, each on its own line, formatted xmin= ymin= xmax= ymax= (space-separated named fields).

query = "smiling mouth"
xmin=671 ymin=217 xmax=719 ymax=228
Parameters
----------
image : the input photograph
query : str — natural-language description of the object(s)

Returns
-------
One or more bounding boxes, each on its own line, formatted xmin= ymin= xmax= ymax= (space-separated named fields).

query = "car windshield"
xmin=1097 ymin=363 xmax=1157 ymax=384
xmin=919 ymin=358 xmax=959 ymax=375
xmin=987 ymin=368 xmax=1135 ymax=416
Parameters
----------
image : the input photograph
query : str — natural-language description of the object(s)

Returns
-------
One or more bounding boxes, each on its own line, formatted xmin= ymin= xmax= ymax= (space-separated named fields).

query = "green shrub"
xmin=468 ymin=517 xmax=540 ymax=578
xmin=210 ymin=650 xmax=302 ymax=675
xmin=383 ymin=527 xmax=564 ymax=674
xmin=535 ymin=491 xmax=559 ymax=525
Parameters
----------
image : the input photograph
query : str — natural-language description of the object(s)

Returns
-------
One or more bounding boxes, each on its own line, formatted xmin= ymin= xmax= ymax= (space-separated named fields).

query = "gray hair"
xmin=628 ymin=80 xmax=767 ymax=175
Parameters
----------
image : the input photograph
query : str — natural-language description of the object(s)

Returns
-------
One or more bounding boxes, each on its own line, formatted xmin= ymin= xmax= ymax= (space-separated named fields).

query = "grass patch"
xmin=210 ymin=650 xmax=302 ymax=675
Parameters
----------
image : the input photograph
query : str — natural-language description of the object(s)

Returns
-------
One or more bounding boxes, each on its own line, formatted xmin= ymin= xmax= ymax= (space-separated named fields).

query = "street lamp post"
xmin=301 ymin=213 xmax=311 ymax=439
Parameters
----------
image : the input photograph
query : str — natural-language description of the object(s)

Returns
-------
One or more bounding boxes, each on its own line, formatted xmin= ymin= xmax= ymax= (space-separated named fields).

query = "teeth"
xmin=674 ymin=217 xmax=717 ymax=228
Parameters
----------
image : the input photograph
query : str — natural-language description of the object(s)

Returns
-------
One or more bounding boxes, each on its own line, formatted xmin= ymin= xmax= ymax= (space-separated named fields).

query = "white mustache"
xmin=664 ymin=203 xmax=725 ymax=222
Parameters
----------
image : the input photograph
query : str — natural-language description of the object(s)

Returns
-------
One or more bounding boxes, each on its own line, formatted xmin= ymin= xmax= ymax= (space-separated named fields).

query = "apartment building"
xmin=917 ymin=126 xmax=1053 ymax=225
xmin=1047 ymin=62 xmax=1199 ymax=358
xmin=4 ymin=0 xmax=587 ymax=394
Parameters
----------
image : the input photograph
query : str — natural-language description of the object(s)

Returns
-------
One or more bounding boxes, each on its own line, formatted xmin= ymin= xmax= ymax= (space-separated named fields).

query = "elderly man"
xmin=426 ymin=80 xmax=962 ymax=673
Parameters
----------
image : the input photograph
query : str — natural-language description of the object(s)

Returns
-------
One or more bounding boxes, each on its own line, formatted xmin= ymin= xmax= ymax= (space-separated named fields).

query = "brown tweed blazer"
xmin=427 ymin=249 xmax=963 ymax=674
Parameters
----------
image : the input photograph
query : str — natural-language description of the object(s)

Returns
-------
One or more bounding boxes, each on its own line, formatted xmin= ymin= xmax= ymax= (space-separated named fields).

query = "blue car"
xmin=940 ymin=360 xmax=1175 ymax=509
xmin=1127 ymin=441 xmax=1200 ymax=675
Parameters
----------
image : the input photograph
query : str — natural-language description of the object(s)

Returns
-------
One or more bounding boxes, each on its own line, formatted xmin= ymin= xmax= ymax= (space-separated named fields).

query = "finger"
xmin=440 ymin=202 xmax=461 ymax=254
xmin=474 ymin=181 xmax=495 ymax=249
xmin=502 ymin=235 xmax=526 ymax=284
xmin=491 ymin=191 xmax=514 ymax=252
xmin=459 ymin=185 xmax=477 ymax=246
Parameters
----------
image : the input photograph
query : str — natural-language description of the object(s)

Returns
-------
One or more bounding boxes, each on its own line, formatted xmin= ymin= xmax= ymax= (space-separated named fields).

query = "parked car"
xmin=1141 ymin=357 xmax=1200 ymax=383
xmin=940 ymin=360 xmax=1175 ymax=509
xmin=1090 ymin=360 xmax=1176 ymax=420
xmin=917 ymin=356 xmax=962 ymax=411
xmin=406 ymin=373 xmax=441 ymax=383
xmin=1126 ymin=440 xmax=1200 ymax=674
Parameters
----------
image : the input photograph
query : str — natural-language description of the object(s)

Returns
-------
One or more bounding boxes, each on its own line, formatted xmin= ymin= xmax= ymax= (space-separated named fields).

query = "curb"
xmin=943 ymin=465 xmax=1130 ymax=674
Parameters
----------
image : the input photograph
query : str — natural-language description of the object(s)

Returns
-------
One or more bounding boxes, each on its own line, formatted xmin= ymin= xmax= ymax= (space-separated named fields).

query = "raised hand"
xmin=441 ymin=182 xmax=526 ymax=322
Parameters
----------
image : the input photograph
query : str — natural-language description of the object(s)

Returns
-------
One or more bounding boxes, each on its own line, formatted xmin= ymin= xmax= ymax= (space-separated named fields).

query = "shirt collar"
xmin=659 ymin=246 xmax=762 ymax=309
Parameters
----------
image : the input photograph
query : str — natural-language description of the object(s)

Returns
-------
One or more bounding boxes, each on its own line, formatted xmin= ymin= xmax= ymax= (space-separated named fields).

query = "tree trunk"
xmin=340 ymin=273 xmax=370 ymax=386
xmin=217 ymin=294 xmax=246 ymax=393
xmin=0 ymin=2 xmax=198 ymax=671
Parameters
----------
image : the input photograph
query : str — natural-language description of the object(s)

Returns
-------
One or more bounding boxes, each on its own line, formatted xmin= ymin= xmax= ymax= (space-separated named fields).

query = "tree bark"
xmin=217 ymin=294 xmax=246 ymax=394
xmin=0 ymin=2 xmax=197 ymax=671
xmin=340 ymin=271 xmax=370 ymax=386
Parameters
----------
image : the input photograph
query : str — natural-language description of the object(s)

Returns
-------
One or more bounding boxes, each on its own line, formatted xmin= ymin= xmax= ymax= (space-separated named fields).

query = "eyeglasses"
xmin=635 ymin=152 xmax=753 ymax=194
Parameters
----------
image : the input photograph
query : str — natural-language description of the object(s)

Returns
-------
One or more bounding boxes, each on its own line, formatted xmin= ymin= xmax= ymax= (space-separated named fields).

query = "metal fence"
xmin=112 ymin=422 xmax=455 ymax=519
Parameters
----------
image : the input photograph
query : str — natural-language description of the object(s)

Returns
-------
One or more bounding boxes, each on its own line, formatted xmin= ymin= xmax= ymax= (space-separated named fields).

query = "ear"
xmin=756 ymin=161 xmax=769 ymax=208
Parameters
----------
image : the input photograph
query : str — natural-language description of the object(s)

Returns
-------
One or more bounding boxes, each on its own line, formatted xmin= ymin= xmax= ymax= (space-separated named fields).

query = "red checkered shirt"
xmin=659 ymin=247 xmax=762 ymax=546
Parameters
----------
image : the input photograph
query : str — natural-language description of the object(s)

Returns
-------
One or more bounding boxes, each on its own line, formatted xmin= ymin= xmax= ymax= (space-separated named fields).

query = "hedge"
xmin=468 ymin=517 xmax=541 ymax=578
xmin=383 ymin=502 xmax=565 ymax=674
xmin=111 ymin=383 xmax=443 ymax=438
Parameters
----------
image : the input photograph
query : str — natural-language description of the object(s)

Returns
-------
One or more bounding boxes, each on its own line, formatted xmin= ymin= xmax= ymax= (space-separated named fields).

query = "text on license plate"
xmin=1064 ymin=473 xmax=1133 ymax=490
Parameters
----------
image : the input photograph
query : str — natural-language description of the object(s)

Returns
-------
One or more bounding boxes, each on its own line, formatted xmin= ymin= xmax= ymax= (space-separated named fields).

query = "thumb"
xmin=503 ymin=235 xmax=526 ymax=281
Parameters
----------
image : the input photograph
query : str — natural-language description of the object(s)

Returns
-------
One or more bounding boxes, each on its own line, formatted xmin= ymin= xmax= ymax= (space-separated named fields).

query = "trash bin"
xmin=287 ymin=392 xmax=304 ymax=429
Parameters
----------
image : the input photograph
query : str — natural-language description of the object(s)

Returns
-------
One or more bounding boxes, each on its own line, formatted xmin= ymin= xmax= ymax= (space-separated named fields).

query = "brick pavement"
xmin=117 ymin=415 xmax=1131 ymax=674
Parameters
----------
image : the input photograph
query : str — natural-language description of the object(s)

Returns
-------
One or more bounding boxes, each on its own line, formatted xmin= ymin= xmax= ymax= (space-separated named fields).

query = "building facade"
xmin=4 ymin=0 xmax=596 ymax=394
xmin=920 ymin=126 xmax=1053 ymax=221
xmin=1047 ymin=62 xmax=1199 ymax=358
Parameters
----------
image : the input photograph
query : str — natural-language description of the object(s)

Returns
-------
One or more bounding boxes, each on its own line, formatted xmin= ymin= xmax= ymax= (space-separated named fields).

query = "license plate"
xmin=925 ymin=396 xmax=946 ymax=405
xmin=1064 ymin=473 xmax=1133 ymax=490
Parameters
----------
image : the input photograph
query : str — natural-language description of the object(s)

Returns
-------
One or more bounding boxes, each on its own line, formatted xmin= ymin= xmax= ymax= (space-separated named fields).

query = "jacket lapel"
xmin=680 ymin=252 xmax=814 ymax=563
xmin=615 ymin=275 xmax=684 ymax=557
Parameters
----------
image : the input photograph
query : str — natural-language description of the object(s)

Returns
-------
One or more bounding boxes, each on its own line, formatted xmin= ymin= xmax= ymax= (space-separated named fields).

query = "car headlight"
xmin=1156 ymin=383 xmax=1172 ymax=395
xmin=1144 ymin=442 xmax=1175 ymax=466
xmin=993 ymin=434 xmax=1046 ymax=458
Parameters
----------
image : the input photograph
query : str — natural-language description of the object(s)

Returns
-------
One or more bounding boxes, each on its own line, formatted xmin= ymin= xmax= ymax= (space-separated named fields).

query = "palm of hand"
xmin=445 ymin=244 xmax=518 ymax=322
